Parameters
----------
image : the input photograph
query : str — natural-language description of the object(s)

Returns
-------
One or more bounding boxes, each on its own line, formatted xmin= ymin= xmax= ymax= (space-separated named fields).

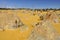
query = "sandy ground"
xmin=0 ymin=10 xmax=60 ymax=40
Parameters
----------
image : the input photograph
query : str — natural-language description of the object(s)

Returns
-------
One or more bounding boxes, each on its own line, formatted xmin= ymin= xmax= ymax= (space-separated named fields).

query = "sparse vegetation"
xmin=0 ymin=8 xmax=60 ymax=40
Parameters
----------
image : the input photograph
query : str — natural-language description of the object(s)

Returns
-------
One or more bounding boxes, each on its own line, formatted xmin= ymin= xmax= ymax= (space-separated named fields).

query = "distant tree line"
xmin=0 ymin=8 xmax=60 ymax=11
xmin=0 ymin=8 xmax=15 ymax=10
xmin=34 ymin=8 xmax=60 ymax=11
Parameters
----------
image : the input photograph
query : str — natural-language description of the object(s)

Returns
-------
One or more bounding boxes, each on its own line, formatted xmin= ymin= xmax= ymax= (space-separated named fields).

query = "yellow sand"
xmin=0 ymin=10 xmax=60 ymax=40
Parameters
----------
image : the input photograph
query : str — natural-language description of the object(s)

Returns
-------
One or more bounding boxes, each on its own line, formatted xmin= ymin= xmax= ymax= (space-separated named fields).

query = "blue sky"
xmin=0 ymin=0 xmax=60 ymax=9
